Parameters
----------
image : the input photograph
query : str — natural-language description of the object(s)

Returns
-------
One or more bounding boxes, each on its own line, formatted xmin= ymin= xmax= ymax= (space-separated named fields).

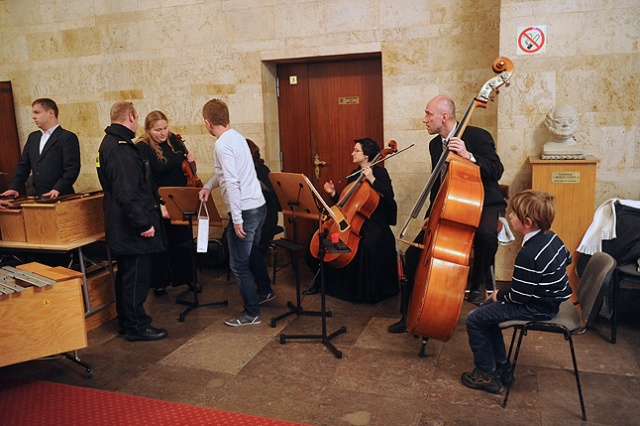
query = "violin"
xmin=175 ymin=134 xmax=203 ymax=188
xmin=310 ymin=140 xmax=398 ymax=267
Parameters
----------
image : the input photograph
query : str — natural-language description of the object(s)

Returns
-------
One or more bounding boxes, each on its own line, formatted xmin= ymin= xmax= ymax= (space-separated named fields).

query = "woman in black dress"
xmin=137 ymin=110 xmax=196 ymax=296
xmin=245 ymin=139 xmax=281 ymax=254
xmin=321 ymin=138 xmax=399 ymax=304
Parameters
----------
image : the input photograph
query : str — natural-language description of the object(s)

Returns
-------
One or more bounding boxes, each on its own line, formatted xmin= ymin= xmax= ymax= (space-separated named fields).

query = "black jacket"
xmin=429 ymin=125 xmax=506 ymax=209
xmin=9 ymin=126 xmax=80 ymax=196
xmin=96 ymin=124 xmax=165 ymax=256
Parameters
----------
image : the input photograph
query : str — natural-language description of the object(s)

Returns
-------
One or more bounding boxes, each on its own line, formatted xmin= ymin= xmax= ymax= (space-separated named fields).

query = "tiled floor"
xmin=2 ymin=263 xmax=639 ymax=425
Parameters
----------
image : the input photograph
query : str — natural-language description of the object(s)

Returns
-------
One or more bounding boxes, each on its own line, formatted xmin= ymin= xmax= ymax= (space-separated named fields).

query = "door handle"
xmin=313 ymin=154 xmax=326 ymax=179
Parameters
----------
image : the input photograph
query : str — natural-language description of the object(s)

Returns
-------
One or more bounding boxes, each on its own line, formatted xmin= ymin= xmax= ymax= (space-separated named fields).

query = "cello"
xmin=309 ymin=140 xmax=398 ymax=268
xmin=400 ymin=57 xmax=513 ymax=342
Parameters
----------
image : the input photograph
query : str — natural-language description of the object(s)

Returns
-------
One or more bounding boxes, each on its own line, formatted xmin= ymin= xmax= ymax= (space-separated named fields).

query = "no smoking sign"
xmin=517 ymin=25 xmax=547 ymax=55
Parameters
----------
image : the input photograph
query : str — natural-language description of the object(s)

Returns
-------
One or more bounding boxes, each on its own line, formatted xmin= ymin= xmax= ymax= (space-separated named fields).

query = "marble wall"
xmin=494 ymin=0 xmax=640 ymax=278
xmin=1 ymin=0 xmax=638 ymax=278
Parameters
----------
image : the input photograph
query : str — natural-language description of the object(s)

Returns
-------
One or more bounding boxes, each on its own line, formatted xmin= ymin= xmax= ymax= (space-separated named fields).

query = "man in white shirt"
xmin=199 ymin=99 xmax=273 ymax=326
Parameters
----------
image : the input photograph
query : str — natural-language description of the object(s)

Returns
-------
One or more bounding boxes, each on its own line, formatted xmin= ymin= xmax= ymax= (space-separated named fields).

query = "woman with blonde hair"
xmin=137 ymin=110 xmax=197 ymax=296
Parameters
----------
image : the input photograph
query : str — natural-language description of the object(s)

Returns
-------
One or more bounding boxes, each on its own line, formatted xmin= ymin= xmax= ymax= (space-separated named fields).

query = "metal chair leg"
xmin=566 ymin=334 xmax=587 ymax=421
xmin=502 ymin=327 xmax=526 ymax=408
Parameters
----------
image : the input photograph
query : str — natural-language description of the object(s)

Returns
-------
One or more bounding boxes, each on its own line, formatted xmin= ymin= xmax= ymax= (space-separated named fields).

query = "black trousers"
xmin=468 ymin=204 xmax=502 ymax=292
xmin=115 ymin=253 xmax=153 ymax=333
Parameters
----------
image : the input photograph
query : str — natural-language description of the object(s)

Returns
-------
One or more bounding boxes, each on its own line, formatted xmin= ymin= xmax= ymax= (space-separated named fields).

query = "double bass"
xmin=309 ymin=140 xmax=398 ymax=268
xmin=400 ymin=57 xmax=513 ymax=342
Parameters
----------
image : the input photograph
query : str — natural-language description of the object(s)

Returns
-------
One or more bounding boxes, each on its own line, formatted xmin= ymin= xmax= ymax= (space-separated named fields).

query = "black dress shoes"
xmin=303 ymin=285 xmax=319 ymax=295
xmin=187 ymin=283 xmax=203 ymax=293
xmin=467 ymin=290 xmax=486 ymax=305
xmin=153 ymin=287 xmax=168 ymax=297
xmin=387 ymin=318 xmax=407 ymax=334
xmin=125 ymin=326 xmax=168 ymax=342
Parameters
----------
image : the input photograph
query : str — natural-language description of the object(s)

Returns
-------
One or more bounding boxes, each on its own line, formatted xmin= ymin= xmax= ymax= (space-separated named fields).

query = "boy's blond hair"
xmin=508 ymin=189 xmax=556 ymax=232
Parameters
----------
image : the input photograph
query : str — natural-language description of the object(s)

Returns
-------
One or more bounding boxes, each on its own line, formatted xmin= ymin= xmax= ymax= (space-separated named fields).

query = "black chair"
xmin=611 ymin=261 xmax=640 ymax=343
xmin=269 ymin=226 xmax=306 ymax=286
xmin=499 ymin=252 xmax=617 ymax=421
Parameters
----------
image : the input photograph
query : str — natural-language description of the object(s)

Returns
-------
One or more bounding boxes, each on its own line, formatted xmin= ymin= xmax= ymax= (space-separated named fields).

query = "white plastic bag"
xmin=196 ymin=201 xmax=209 ymax=253
xmin=497 ymin=216 xmax=515 ymax=245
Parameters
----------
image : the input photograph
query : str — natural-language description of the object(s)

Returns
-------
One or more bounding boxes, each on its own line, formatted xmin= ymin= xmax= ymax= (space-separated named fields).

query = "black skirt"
xmin=323 ymin=218 xmax=399 ymax=304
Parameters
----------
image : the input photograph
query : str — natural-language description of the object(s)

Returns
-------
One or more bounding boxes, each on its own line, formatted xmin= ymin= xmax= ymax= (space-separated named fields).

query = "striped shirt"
xmin=498 ymin=230 xmax=572 ymax=311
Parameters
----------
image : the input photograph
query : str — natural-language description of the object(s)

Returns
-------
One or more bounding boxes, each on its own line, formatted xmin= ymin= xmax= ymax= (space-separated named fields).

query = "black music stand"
xmin=158 ymin=187 xmax=228 ymax=322
xmin=276 ymin=174 xmax=348 ymax=359
xmin=268 ymin=172 xmax=326 ymax=327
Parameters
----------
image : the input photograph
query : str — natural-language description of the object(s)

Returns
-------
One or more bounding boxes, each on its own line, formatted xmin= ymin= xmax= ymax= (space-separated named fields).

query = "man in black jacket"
xmin=2 ymin=98 xmax=80 ymax=199
xmin=389 ymin=95 xmax=506 ymax=333
xmin=96 ymin=101 xmax=167 ymax=341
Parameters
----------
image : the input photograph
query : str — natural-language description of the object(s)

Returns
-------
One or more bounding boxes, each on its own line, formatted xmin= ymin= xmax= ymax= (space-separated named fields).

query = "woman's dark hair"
xmin=246 ymin=138 xmax=264 ymax=168
xmin=355 ymin=137 xmax=380 ymax=162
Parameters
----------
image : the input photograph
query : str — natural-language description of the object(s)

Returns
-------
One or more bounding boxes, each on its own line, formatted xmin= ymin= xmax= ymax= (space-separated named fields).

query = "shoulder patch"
xmin=95 ymin=153 xmax=100 ymax=168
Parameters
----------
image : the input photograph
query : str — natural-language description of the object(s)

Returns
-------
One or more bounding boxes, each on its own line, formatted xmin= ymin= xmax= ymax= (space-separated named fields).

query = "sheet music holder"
xmin=160 ymin=187 xmax=223 ymax=227
xmin=158 ymin=187 xmax=228 ymax=322
xmin=268 ymin=173 xmax=326 ymax=326
xmin=271 ymin=173 xmax=347 ymax=359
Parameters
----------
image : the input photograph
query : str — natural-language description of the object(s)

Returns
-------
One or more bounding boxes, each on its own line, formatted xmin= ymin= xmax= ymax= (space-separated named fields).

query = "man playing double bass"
xmin=388 ymin=95 xmax=506 ymax=333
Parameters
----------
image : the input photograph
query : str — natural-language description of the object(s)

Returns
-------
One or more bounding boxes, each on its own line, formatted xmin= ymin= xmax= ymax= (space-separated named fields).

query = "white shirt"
xmin=204 ymin=128 xmax=265 ymax=224
xmin=522 ymin=229 xmax=541 ymax=247
xmin=39 ymin=124 xmax=59 ymax=154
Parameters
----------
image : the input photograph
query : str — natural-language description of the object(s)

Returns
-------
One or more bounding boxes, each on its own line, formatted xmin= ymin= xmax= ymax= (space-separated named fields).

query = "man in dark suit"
xmin=1 ymin=98 xmax=80 ymax=199
xmin=388 ymin=95 xmax=506 ymax=333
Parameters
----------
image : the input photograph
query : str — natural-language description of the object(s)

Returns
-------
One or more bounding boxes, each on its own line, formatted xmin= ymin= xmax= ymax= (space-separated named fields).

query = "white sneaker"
xmin=224 ymin=312 xmax=262 ymax=327
xmin=258 ymin=292 xmax=276 ymax=305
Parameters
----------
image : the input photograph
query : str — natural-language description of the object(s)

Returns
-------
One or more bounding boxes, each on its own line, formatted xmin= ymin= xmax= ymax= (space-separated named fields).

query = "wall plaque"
xmin=338 ymin=96 xmax=359 ymax=105
xmin=551 ymin=171 xmax=580 ymax=184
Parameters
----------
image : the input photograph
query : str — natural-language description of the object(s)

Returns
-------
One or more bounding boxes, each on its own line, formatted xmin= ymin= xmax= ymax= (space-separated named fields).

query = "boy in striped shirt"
xmin=461 ymin=190 xmax=572 ymax=394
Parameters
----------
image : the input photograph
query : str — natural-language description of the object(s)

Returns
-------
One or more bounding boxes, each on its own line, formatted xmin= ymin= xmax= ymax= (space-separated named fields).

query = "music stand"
xmin=268 ymin=172 xmax=325 ymax=326
xmin=274 ymin=173 xmax=348 ymax=359
xmin=158 ymin=187 xmax=228 ymax=322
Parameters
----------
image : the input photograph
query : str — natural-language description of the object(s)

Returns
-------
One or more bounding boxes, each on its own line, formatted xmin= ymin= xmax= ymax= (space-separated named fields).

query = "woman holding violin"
xmin=319 ymin=137 xmax=399 ymax=304
xmin=137 ymin=110 xmax=199 ymax=296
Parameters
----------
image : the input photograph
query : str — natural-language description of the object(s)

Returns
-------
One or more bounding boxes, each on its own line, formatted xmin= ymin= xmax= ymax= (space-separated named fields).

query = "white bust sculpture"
xmin=541 ymin=104 xmax=585 ymax=160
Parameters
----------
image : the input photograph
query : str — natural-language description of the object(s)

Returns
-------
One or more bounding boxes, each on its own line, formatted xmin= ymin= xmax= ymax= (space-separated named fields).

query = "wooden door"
xmin=0 ymin=82 xmax=21 ymax=191
xmin=277 ymin=56 xmax=383 ymax=243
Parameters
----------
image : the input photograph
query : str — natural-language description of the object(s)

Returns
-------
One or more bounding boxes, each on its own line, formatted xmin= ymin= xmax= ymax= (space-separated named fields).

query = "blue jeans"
xmin=227 ymin=204 xmax=267 ymax=317
xmin=466 ymin=299 xmax=554 ymax=372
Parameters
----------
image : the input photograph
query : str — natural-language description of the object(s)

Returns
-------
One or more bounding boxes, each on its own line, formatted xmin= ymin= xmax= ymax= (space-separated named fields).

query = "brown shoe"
xmin=461 ymin=368 xmax=503 ymax=394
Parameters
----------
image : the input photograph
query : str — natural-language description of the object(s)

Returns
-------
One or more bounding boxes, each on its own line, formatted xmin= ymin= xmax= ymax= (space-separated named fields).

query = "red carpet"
xmin=0 ymin=377 xmax=309 ymax=426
